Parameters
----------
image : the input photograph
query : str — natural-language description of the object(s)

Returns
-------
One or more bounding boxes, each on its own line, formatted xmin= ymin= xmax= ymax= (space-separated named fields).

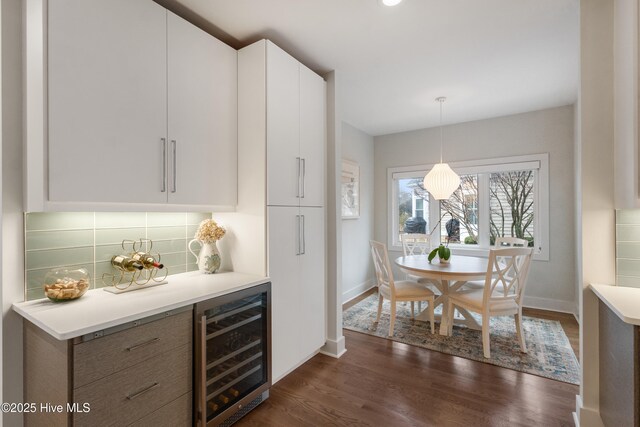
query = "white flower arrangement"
xmin=195 ymin=219 xmax=226 ymax=243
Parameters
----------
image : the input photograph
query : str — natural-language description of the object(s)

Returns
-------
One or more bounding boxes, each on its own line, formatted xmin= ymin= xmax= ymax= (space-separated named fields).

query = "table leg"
xmin=414 ymin=279 xmax=482 ymax=335
xmin=439 ymin=279 xmax=451 ymax=335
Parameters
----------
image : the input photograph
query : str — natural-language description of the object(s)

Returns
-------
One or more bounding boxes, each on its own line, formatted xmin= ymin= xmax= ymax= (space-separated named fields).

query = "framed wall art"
xmin=341 ymin=159 xmax=360 ymax=219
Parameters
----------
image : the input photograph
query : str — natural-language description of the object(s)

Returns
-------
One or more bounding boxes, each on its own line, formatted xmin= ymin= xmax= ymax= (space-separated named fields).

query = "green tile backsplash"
xmin=616 ymin=210 xmax=640 ymax=288
xmin=24 ymin=212 xmax=212 ymax=300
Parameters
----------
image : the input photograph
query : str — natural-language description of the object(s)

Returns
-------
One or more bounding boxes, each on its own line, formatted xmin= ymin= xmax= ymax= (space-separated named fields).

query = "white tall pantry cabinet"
xmin=238 ymin=40 xmax=327 ymax=382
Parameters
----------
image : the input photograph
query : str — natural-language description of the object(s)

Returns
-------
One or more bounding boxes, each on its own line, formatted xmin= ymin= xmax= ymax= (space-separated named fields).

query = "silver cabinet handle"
xmin=126 ymin=337 xmax=160 ymax=352
xmin=295 ymin=215 xmax=301 ymax=255
xmin=126 ymin=382 xmax=159 ymax=400
xmin=161 ymin=138 xmax=167 ymax=193
xmin=301 ymin=214 xmax=306 ymax=254
xmin=301 ymin=158 xmax=306 ymax=198
xmin=171 ymin=140 xmax=177 ymax=193
xmin=296 ymin=157 xmax=301 ymax=198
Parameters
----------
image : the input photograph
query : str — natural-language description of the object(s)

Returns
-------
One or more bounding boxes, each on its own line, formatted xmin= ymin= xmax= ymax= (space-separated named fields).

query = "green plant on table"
xmin=428 ymin=244 xmax=451 ymax=263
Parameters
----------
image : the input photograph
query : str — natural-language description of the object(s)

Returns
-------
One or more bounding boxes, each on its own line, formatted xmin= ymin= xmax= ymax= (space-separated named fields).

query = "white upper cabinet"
xmin=41 ymin=0 xmax=237 ymax=210
xmin=299 ymin=65 xmax=326 ymax=207
xmin=266 ymin=42 xmax=326 ymax=207
xmin=266 ymin=43 xmax=301 ymax=207
xmin=48 ymin=0 xmax=168 ymax=204
xmin=614 ymin=0 xmax=640 ymax=209
xmin=167 ymin=12 xmax=237 ymax=207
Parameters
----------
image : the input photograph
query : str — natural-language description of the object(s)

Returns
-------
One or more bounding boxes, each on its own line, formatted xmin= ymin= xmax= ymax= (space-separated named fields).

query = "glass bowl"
xmin=43 ymin=267 xmax=90 ymax=302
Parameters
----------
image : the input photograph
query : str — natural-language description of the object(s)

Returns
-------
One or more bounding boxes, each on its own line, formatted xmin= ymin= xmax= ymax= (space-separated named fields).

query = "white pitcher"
xmin=188 ymin=239 xmax=221 ymax=274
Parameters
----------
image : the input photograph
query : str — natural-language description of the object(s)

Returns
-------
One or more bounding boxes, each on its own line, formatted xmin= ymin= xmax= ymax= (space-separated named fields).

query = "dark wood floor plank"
xmin=238 ymin=308 xmax=579 ymax=426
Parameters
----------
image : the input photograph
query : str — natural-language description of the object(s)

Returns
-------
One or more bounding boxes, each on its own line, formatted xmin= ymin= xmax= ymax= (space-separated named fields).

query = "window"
xmin=440 ymin=174 xmax=478 ymax=245
xmin=388 ymin=154 xmax=549 ymax=260
xmin=490 ymin=170 xmax=535 ymax=247
xmin=394 ymin=177 xmax=429 ymax=243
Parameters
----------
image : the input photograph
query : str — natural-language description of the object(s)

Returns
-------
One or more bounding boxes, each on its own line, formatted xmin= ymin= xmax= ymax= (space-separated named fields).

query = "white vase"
xmin=188 ymin=239 xmax=221 ymax=274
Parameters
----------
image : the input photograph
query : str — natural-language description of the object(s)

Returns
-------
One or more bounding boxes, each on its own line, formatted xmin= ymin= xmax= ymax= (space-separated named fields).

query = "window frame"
xmin=387 ymin=153 xmax=549 ymax=261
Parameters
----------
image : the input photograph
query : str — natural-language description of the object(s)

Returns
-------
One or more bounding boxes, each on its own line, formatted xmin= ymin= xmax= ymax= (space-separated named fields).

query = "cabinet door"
xmin=267 ymin=206 xmax=301 ymax=381
xmin=48 ymin=0 xmax=167 ymax=204
xmin=167 ymin=12 xmax=237 ymax=207
xmin=266 ymin=42 xmax=300 ymax=207
xmin=298 ymin=207 xmax=326 ymax=356
xmin=299 ymin=65 xmax=326 ymax=207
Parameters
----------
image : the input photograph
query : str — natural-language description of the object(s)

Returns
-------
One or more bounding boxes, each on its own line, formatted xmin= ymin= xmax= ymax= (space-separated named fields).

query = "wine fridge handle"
xmin=161 ymin=138 xmax=167 ymax=193
xmin=200 ymin=314 xmax=207 ymax=424
xmin=171 ymin=140 xmax=177 ymax=193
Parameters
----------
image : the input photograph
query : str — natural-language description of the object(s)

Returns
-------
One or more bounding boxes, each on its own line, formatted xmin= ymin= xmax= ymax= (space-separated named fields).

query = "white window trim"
xmin=387 ymin=153 xmax=550 ymax=261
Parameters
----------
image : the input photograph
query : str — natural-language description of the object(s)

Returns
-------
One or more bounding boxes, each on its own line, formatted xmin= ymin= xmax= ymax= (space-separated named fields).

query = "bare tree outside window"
xmin=489 ymin=171 xmax=535 ymax=246
xmin=440 ymin=175 xmax=478 ymax=244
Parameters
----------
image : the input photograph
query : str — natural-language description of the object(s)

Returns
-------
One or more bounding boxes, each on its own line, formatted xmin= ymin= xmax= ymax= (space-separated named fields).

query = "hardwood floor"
xmin=239 ymin=296 xmax=580 ymax=426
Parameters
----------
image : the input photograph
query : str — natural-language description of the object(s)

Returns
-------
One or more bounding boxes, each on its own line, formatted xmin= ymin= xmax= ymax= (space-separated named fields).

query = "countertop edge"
xmin=590 ymin=283 xmax=640 ymax=326
xmin=13 ymin=272 xmax=270 ymax=340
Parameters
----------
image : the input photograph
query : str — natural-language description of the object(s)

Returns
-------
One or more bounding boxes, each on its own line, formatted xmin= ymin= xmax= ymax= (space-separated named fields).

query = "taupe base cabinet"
xmin=24 ymin=308 xmax=193 ymax=426
xmin=599 ymin=300 xmax=640 ymax=427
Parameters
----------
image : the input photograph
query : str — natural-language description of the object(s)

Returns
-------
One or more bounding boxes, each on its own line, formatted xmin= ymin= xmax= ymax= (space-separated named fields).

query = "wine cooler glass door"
xmin=196 ymin=283 xmax=271 ymax=425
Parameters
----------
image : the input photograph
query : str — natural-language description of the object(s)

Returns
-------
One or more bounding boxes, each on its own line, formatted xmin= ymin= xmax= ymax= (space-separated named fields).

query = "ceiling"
xmin=169 ymin=0 xmax=579 ymax=136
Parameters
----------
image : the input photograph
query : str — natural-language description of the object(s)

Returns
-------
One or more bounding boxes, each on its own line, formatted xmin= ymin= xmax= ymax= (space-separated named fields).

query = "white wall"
xmin=2 ymin=0 xmax=23 ymax=425
xmin=341 ymin=122 xmax=374 ymax=303
xmin=575 ymin=0 xmax=616 ymax=426
xmin=374 ymin=105 xmax=576 ymax=314
xmin=321 ymin=71 xmax=346 ymax=358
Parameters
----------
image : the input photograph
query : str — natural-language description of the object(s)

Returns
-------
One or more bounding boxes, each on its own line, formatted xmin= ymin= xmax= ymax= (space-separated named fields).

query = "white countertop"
xmin=13 ymin=271 xmax=269 ymax=340
xmin=590 ymin=283 xmax=640 ymax=325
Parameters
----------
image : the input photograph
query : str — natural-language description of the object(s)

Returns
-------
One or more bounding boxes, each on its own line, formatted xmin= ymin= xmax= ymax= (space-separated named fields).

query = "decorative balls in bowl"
xmin=43 ymin=267 xmax=90 ymax=302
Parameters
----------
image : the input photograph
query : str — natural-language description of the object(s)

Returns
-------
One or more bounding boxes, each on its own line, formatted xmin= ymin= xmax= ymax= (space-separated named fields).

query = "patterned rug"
xmin=343 ymin=293 xmax=580 ymax=385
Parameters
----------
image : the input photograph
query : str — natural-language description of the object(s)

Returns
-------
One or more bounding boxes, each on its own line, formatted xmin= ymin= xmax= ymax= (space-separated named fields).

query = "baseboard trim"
xmin=574 ymin=394 xmax=604 ymax=427
xmin=523 ymin=295 xmax=577 ymax=316
xmin=320 ymin=336 xmax=347 ymax=359
xmin=342 ymin=279 xmax=375 ymax=304
xmin=273 ymin=349 xmax=321 ymax=384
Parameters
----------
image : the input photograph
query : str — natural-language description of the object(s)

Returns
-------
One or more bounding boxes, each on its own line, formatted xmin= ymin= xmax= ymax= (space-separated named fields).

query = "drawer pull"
xmin=126 ymin=337 xmax=160 ymax=352
xmin=126 ymin=382 xmax=159 ymax=400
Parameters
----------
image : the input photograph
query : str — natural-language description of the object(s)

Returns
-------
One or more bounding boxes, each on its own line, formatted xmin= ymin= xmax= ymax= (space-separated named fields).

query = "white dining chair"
xmin=400 ymin=233 xmax=431 ymax=256
xmin=370 ymin=240 xmax=435 ymax=336
xmin=446 ymin=247 xmax=533 ymax=358
xmin=463 ymin=236 xmax=531 ymax=291
xmin=400 ymin=234 xmax=440 ymax=302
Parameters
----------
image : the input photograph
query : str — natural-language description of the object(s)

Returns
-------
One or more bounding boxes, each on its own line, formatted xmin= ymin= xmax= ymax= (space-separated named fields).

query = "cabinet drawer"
xmin=128 ymin=392 xmax=192 ymax=427
xmin=74 ymin=310 xmax=192 ymax=388
xmin=74 ymin=343 xmax=192 ymax=426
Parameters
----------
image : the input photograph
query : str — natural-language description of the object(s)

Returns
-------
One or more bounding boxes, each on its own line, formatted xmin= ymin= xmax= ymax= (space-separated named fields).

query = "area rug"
xmin=343 ymin=293 xmax=580 ymax=385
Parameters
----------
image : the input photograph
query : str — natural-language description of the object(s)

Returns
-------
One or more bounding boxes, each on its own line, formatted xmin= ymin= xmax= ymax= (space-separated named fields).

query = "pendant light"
xmin=423 ymin=97 xmax=460 ymax=200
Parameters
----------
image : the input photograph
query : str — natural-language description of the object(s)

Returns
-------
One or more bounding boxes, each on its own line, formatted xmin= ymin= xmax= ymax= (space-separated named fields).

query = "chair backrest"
xmin=483 ymin=247 xmax=533 ymax=306
xmin=370 ymin=240 xmax=396 ymax=294
xmin=400 ymin=233 xmax=431 ymax=256
xmin=494 ymin=236 xmax=528 ymax=247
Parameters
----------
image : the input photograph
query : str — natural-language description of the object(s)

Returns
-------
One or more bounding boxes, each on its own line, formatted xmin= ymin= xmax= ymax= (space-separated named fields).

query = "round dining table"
xmin=394 ymin=255 xmax=489 ymax=335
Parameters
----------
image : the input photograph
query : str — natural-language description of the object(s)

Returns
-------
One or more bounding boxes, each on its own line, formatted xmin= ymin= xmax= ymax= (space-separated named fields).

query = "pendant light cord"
xmin=439 ymin=99 xmax=443 ymax=164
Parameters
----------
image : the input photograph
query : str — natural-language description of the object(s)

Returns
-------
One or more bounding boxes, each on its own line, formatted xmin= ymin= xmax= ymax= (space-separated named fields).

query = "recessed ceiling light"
xmin=381 ymin=0 xmax=403 ymax=6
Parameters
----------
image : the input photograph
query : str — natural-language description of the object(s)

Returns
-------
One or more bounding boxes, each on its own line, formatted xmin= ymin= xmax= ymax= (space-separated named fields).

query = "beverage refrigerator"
xmin=194 ymin=282 xmax=271 ymax=426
